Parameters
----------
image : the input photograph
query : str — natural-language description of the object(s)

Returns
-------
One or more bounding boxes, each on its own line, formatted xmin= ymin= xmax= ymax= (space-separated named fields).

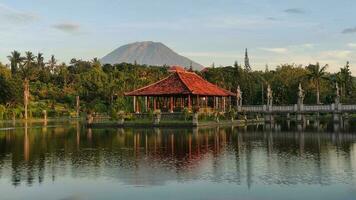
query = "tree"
xmin=306 ymin=63 xmax=328 ymax=104
xmin=36 ymin=53 xmax=45 ymax=68
xmin=337 ymin=61 xmax=353 ymax=100
xmin=91 ymin=57 xmax=101 ymax=68
xmin=7 ymin=50 xmax=23 ymax=75
xmin=20 ymin=51 xmax=37 ymax=120
xmin=48 ymin=55 xmax=57 ymax=74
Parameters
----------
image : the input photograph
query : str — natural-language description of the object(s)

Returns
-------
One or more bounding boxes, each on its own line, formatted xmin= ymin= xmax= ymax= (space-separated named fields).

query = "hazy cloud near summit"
xmin=342 ymin=27 xmax=356 ymax=34
xmin=284 ymin=8 xmax=305 ymax=14
xmin=52 ymin=22 xmax=81 ymax=33
xmin=0 ymin=3 xmax=38 ymax=23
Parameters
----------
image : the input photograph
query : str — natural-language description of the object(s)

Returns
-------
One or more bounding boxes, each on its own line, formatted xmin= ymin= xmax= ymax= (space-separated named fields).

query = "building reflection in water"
xmin=0 ymin=121 xmax=356 ymax=188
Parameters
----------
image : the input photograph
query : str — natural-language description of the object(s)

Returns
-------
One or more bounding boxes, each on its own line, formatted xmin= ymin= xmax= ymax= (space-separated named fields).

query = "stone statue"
xmin=236 ymin=85 xmax=242 ymax=107
xmin=335 ymin=82 xmax=340 ymax=104
xmin=267 ymin=84 xmax=273 ymax=106
xmin=298 ymin=83 xmax=304 ymax=105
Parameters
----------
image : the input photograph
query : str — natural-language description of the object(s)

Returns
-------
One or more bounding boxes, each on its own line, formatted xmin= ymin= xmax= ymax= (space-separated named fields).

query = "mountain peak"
xmin=101 ymin=41 xmax=204 ymax=70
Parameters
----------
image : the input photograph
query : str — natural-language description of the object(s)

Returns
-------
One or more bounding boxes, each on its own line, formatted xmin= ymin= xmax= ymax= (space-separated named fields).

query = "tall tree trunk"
xmin=316 ymin=81 xmax=320 ymax=104
xmin=76 ymin=96 xmax=80 ymax=118
xmin=24 ymin=79 xmax=29 ymax=120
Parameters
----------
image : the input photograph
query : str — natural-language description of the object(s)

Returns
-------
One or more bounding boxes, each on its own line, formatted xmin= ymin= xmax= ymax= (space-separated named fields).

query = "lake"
xmin=0 ymin=120 xmax=356 ymax=200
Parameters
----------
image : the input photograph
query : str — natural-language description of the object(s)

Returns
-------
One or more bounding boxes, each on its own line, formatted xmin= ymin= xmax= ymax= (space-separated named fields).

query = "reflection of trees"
xmin=0 ymin=125 xmax=356 ymax=187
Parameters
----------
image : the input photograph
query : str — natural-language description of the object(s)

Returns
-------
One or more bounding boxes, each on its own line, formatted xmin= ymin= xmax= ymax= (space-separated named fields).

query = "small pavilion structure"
xmin=125 ymin=66 xmax=236 ymax=113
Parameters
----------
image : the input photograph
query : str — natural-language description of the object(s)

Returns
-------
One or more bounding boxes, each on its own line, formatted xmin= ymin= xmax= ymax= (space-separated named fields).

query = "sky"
xmin=0 ymin=0 xmax=356 ymax=73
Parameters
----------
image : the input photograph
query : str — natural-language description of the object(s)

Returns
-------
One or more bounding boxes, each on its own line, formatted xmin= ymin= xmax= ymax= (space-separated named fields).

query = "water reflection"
xmin=0 ymin=122 xmax=355 ymax=190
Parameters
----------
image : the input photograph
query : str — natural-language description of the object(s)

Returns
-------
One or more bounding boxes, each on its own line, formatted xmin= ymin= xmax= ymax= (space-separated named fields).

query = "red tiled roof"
xmin=125 ymin=70 xmax=235 ymax=97
xmin=169 ymin=65 xmax=186 ymax=72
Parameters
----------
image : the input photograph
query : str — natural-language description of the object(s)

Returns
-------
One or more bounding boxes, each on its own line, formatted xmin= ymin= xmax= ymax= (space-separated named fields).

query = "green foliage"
xmin=1 ymin=50 xmax=356 ymax=121
xmin=0 ymin=105 xmax=5 ymax=120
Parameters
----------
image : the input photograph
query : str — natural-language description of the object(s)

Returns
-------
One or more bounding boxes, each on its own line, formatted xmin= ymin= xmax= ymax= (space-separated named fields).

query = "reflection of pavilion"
xmin=1 ymin=126 xmax=356 ymax=187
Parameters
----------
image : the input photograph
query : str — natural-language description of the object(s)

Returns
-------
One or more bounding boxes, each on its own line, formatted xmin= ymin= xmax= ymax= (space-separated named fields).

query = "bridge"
xmin=240 ymin=104 xmax=356 ymax=114
xmin=235 ymin=83 xmax=356 ymax=123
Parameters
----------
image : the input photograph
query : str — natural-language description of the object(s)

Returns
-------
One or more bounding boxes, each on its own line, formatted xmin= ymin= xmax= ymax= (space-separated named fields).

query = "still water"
xmin=0 ymin=121 xmax=356 ymax=200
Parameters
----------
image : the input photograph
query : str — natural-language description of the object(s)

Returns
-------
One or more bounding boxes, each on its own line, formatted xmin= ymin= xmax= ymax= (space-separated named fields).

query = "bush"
xmin=183 ymin=107 xmax=191 ymax=121
xmin=0 ymin=105 xmax=5 ymax=120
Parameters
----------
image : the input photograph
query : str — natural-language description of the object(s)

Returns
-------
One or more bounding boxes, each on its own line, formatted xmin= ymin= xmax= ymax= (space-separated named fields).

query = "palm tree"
xmin=337 ymin=61 xmax=352 ymax=99
xmin=7 ymin=50 xmax=23 ymax=75
xmin=91 ymin=57 xmax=101 ymax=68
xmin=36 ymin=53 xmax=45 ymax=69
xmin=306 ymin=63 xmax=328 ymax=104
xmin=48 ymin=55 xmax=57 ymax=74
xmin=21 ymin=51 xmax=37 ymax=120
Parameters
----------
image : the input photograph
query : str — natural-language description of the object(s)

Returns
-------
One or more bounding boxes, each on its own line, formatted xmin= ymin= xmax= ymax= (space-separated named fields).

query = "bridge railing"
xmin=304 ymin=105 xmax=331 ymax=112
xmin=240 ymin=105 xmax=265 ymax=112
xmin=272 ymin=105 xmax=294 ymax=112
xmin=341 ymin=105 xmax=356 ymax=111
xmin=240 ymin=103 xmax=356 ymax=113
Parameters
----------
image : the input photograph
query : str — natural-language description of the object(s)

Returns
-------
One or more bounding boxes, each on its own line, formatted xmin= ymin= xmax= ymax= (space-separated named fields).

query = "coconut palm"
xmin=20 ymin=51 xmax=37 ymax=120
xmin=48 ymin=55 xmax=57 ymax=74
xmin=36 ymin=53 xmax=45 ymax=69
xmin=7 ymin=50 xmax=23 ymax=75
xmin=91 ymin=57 xmax=101 ymax=68
xmin=306 ymin=63 xmax=328 ymax=104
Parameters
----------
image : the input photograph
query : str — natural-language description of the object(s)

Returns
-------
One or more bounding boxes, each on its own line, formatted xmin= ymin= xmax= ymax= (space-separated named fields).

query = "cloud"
xmin=302 ymin=43 xmax=314 ymax=48
xmin=284 ymin=8 xmax=305 ymax=14
xmin=181 ymin=51 xmax=241 ymax=58
xmin=0 ymin=3 xmax=38 ymax=23
xmin=342 ymin=27 xmax=356 ymax=34
xmin=259 ymin=48 xmax=288 ymax=53
xmin=319 ymin=50 xmax=352 ymax=59
xmin=52 ymin=22 xmax=81 ymax=33
xmin=266 ymin=17 xmax=278 ymax=21
xmin=347 ymin=43 xmax=356 ymax=48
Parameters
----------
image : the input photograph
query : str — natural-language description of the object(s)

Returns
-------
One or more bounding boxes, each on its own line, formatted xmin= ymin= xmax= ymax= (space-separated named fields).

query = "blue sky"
xmin=0 ymin=0 xmax=356 ymax=73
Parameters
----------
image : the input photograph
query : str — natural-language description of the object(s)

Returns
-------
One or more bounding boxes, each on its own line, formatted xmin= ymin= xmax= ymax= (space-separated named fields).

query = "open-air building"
xmin=125 ymin=66 xmax=236 ymax=113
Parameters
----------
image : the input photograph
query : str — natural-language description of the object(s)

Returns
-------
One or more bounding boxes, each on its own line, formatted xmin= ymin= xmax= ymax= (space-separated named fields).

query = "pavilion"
xmin=125 ymin=66 xmax=236 ymax=113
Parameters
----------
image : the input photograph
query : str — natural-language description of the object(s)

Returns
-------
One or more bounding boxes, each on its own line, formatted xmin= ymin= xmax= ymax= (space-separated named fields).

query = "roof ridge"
xmin=124 ymin=73 xmax=175 ymax=95
xmin=176 ymin=71 xmax=194 ymax=93
xmin=180 ymin=71 xmax=235 ymax=96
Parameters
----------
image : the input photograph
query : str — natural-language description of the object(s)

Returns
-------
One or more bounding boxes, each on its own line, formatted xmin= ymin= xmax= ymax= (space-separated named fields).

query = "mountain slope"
xmin=101 ymin=41 xmax=204 ymax=70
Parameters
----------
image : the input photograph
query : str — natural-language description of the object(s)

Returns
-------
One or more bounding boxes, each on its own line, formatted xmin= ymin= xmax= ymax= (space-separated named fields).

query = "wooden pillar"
xmin=188 ymin=95 xmax=191 ymax=109
xmin=133 ymin=96 xmax=136 ymax=113
xmin=197 ymin=95 xmax=200 ymax=108
xmin=136 ymin=97 xmax=140 ymax=113
xmin=147 ymin=96 xmax=150 ymax=111
xmin=213 ymin=96 xmax=216 ymax=110
xmin=170 ymin=96 xmax=174 ymax=113
xmin=145 ymin=96 xmax=148 ymax=112
xmin=223 ymin=97 xmax=226 ymax=112
xmin=229 ymin=96 xmax=232 ymax=110
xmin=153 ymin=97 xmax=157 ymax=110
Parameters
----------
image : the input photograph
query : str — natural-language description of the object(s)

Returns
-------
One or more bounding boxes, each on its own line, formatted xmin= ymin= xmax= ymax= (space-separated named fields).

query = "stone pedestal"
xmin=86 ymin=114 xmax=93 ymax=126
xmin=333 ymin=112 xmax=341 ymax=123
xmin=192 ymin=113 xmax=199 ymax=126
xmin=118 ymin=118 xmax=124 ymax=125
xmin=296 ymin=113 xmax=303 ymax=124
xmin=265 ymin=113 xmax=274 ymax=123
xmin=153 ymin=113 xmax=161 ymax=125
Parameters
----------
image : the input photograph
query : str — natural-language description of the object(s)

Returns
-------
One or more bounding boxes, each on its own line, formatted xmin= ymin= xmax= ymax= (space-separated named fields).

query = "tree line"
xmin=0 ymin=50 xmax=354 ymax=120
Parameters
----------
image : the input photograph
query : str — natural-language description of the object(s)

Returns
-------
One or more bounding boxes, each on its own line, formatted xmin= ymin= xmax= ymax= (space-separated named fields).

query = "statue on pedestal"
xmin=267 ymin=84 xmax=273 ymax=107
xmin=236 ymin=85 xmax=242 ymax=107
xmin=298 ymin=83 xmax=305 ymax=105
xmin=335 ymin=82 xmax=340 ymax=105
